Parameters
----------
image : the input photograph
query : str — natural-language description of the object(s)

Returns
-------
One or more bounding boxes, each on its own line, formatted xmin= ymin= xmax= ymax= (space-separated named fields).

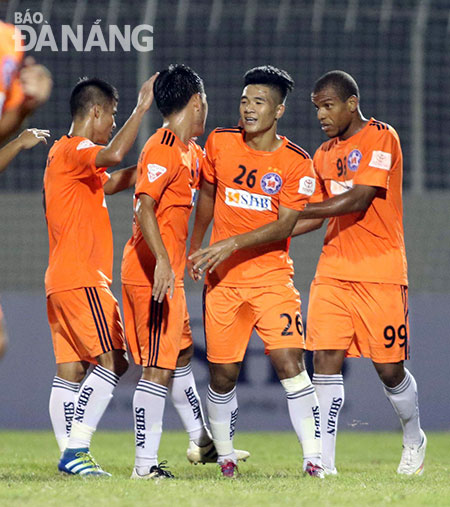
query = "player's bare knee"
xmin=97 ymin=350 xmax=128 ymax=377
xmin=269 ymin=348 xmax=304 ymax=380
xmin=313 ymin=350 xmax=345 ymax=374
xmin=56 ymin=361 xmax=88 ymax=383
xmin=209 ymin=362 xmax=239 ymax=394
xmin=141 ymin=366 xmax=173 ymax=387
xmin=374 ymin=361 xmax=405 ymax=388
xmin=176 ymin=345 xmax=193 ymax=367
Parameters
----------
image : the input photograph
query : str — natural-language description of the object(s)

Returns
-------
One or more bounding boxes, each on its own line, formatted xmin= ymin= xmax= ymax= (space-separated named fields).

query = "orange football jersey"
xmin=121 ymin=128 xmax=203 ymax=287
xmin=202 ymin=127 xmax=315 ymax=287
xmin=0 ymin=21 xmax=24 ymax=117
xmin=44 ymin=136 xmax=111 ymax=296
xmin=311 ymin=118 xmax=408 ymax=285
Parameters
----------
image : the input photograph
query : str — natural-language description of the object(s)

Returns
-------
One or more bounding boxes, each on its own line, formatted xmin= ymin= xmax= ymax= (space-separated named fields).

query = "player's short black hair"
xmin=313 ymin=70 xmax=360 ymax=101
xmin=70 ymin=77 xmax=119 ymax=118
xmin=244 ymin=65 xmax=294 ymax=103
xmin=153 ymin=64 xmax=204 ymax=117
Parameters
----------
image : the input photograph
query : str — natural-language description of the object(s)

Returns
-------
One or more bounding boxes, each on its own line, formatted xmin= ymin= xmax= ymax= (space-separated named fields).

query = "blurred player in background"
xmin=0 ymin=21 xmax=52 ymax=143
xmin=292 ymin=70 xmax=426 ymax=476
xmin=189 ymin=66 xmax=323 ymax=478
xmin=122 ymin=64 xmax=247 ymax=480
xmin=0 ymin=20 xmax=52 ymax=359
xmin=44 ymin=74 xmax=157 ymax=476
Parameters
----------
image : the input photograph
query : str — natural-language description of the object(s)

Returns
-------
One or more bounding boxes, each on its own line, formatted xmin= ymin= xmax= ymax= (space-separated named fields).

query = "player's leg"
xmin=53 ymin=287 xmax=127 ymax=476
xmin=207 ymin=361 xmax=241 ymax=476
xmin=204 ymin=285 xmax=252 ymax=477
xmin=131 ymin=365 xmax=174 ymax=479
xmin=170 ymin=313 xmax=250 ymax=465
xmin=255 ymin=284 xmax=322 ymax=477
xmin=123 ymin=283 xmax=181 ymax=480
xmin=47 ymin=293 xmax=88 ymax=454
xmin=356 ymin=283 xmax=425 ymax=475
xmin=307 ymin=278 xmax=355 ymax=475
xmin=169 ymin=312 xmax=213 ymax=456
xmin=312 ymin=350 xmax=345 ymax=475
xmin=49 ymin=361 xmax=88 ymax=453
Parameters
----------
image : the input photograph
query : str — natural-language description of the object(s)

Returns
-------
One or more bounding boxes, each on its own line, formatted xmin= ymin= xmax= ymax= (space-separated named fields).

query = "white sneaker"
xmin=397 ymin=429 xmax=427 ymax=476
xmin=130 ymin=461 xmax=174 ymax=480
xmin=186 ymin=440 xmax=250 ymax=464
xmin=304 ymin=461 xmax=325 ymax=479
xmin=324 ymin=466 xmax=338 ymax=476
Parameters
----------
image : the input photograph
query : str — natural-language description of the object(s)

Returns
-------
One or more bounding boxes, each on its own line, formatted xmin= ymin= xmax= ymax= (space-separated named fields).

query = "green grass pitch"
xmin=0 ymin=431 xmax=449 ymax=506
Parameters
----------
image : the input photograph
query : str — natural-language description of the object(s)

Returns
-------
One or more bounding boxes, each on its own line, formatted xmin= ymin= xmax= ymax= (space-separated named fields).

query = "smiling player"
xmin=189 ymin=65 xmax=323 ymax=478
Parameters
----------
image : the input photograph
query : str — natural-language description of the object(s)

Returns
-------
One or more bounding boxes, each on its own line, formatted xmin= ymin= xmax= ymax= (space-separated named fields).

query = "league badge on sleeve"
xmin=261 ymin=172 xmax=282 ymax=195
xmin=298 ymin=176 xmax=315 ymax=196
xmin=347 ymin=149 xmax=362 ymax=172
xmin=147 ymin=164 xmax=167 ymax=182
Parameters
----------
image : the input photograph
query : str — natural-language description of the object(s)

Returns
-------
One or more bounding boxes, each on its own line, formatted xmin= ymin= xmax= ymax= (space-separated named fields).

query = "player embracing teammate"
xmin=189 ymin=65 xmax=323 ymax=478
xmin=293 ymin=70 xmax=426 ymax=476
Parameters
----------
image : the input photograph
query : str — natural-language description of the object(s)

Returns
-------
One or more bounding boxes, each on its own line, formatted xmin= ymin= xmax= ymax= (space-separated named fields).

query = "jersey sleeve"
xmin=353 ymin=130 xmax=398 ymax=189
xmin=101 ymin=172 xmax=111 ymax=186
xmin=309 ymin=149 xmax=328 ymax=204
xmin=279 ymin=157 xmax=316 ymax=211
xmin=68 ymin=139 xmax=106 ymax=178
xmin=135 ymin=144 xmax=174 ymax=203
xmin=201 ymin=131 xmax=217 ymax=184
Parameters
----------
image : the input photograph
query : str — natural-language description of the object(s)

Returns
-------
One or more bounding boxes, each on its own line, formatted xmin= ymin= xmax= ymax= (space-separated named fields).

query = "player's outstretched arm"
xmin=0 ymin=128 xmax=50 ymax=173
xmin=297 ymin=184 xmax=378 ymax=219
xmin=187 ymin=179 xmax=216 ymax=281
xmin=136 ymin=193 xmax=175 ymax=303
xmin=190 ymin=204 xmax=299 ymax=275
xmin=103 ymin=166 xmax=136 ymax=195
xmin=95 ymin=73 xmax=159 ymax=168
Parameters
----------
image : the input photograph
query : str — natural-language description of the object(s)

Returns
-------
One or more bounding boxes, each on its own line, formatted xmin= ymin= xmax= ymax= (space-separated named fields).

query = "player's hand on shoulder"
xmin=136 ymin=72 xmax=159 ymax=113
xmin=189 ymin=238 xmax=238 ymax=275
xmin=20 ymin=57 xmax=53 ymax=111
xmin=153 ymin=256 xmax=175 ymax=303
xmin=18 ymin=128 xmax=50 ymax=149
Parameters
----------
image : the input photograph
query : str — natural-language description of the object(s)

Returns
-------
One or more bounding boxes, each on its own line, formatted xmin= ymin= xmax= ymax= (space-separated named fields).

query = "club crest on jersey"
xmin=147 ymin=163 xmax=167 ymax=182
xmin=225 ymin=187 xmax=272 ymax=211
xmin=260 ymin=172 xmax=282 ymax=195
xmin=347 ymin=149 xmax=362 ymax=172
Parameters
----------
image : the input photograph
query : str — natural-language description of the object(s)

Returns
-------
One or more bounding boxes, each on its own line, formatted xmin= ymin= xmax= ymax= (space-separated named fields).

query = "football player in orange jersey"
xmin=0 ymin=21 xmax=52 ymax=143
xmin=45 ymin=74 xmax=157 ymax=476
xmin=121 ymin=64 xmax=248 ymax=480
xmin=292 ymin=70 xmax=425 ymax=476
xmin=189 ymin=66 xmax=323 ymax=478
xmin=0 ymin=21 xmax=52 ymax=360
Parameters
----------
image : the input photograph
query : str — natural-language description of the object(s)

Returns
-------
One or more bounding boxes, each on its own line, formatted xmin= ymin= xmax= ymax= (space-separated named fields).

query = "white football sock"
xmin=281 ymin=371 xmax=322 ymax=469
xmin=49 ymin=376 xmax=80 ymax=452
xmin=134 ymin=379 xmax=168 ymax=473
xmin=169 ymin=363 xmax=210 ymax=446
xmin=312 ymin=373 xmax=344 ymax=471
xmin=383 ymin=368 xmax=422 ymax=445
xmin=66 ymin=365 xmax=119 ymax=450
xmin=206 ymin=385 xmax=238 ymax=463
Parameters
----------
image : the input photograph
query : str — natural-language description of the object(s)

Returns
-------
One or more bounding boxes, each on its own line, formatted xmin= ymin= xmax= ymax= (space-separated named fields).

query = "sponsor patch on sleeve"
xmin=147 ymin=163 xmax=167 ymax=182
xmin=76 ymin=139 xmax=96 ymax=150
xmin=298 ymin=176 xmax=316 ymax=196
xmin=369 ymin=150 xmax=391 ymax=171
